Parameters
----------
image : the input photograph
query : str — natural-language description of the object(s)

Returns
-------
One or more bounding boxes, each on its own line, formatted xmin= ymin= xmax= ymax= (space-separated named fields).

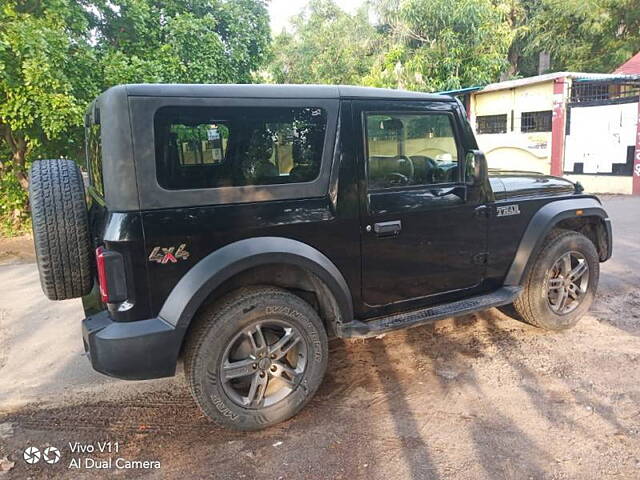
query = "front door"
xmin=354 ymin=100 xmax=489 ymax=311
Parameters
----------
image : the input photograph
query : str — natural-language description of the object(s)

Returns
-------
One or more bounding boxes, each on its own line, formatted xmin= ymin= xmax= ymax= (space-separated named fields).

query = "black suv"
xmin=29 ymin=84 xmax=612 ymax=431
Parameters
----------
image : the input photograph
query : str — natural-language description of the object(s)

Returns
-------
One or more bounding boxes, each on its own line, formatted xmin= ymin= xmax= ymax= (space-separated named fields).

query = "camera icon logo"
xmin=43 ymin=446 xmax=61 ymax=464
xmin=23 ymin=447 xmax=41 ymax=464
xmin=23 ymin=445 xmax=62 ymax=465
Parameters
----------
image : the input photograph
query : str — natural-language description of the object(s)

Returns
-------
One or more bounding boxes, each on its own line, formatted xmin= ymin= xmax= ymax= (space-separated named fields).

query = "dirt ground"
xmin=0 ymin=235 xmax=35 ymax=265
xmin=0 ymin=196 xmax=639 ymax=479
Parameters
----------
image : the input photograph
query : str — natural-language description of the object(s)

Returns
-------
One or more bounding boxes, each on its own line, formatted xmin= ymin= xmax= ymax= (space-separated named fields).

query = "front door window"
xmin=365 ymin=112 xmax=460 ymax=190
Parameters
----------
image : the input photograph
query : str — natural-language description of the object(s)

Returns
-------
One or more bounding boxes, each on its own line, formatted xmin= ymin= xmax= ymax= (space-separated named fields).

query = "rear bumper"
xmin=82 ymin=311 xmax=182 ymax=380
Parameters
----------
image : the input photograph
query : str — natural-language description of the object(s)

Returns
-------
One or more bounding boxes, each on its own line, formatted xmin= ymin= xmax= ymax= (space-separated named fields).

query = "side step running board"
xmin=337 ymin=286 xmax=522 ymax=338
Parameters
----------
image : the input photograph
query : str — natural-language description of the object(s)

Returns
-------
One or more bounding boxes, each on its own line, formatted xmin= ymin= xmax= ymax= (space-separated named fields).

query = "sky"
xmin=268 ymin=0 xmax=366 ymax=33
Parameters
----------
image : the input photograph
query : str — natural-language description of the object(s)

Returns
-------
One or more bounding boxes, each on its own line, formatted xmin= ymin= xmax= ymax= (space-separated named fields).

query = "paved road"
xmin=0 ymin=196 xmax=638 ymax=479
xmin=0 ymin=262 xmax=177 ymax=411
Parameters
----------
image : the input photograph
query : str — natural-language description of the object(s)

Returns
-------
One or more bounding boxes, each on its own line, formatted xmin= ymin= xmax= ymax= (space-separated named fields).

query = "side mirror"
xmin=465 ymin=149 xmax=488 ymax=185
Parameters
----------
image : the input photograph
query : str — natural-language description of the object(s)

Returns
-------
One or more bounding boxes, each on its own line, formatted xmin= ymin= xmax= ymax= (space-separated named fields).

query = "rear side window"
xmin=86 ymin=123 xmax=104 ymax=197
xmin=154 ymin=106 xmax=327 ymax=190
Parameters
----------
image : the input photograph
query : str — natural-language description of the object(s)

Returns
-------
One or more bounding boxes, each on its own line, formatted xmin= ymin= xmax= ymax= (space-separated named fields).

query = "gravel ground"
xmin=0 ymin=196 xmax=638 ymax=480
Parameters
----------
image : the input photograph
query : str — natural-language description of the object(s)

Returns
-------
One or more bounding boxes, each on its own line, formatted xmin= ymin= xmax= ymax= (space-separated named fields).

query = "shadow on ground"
xmin=2 ymin=307 xmax=639 ymax=480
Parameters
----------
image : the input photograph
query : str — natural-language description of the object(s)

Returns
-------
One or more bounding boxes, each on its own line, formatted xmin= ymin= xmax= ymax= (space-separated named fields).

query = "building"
xmin=464 ymin=63 xmax=640 ymax=195
xmin=614 ymin=51 xmax=640 ymax=75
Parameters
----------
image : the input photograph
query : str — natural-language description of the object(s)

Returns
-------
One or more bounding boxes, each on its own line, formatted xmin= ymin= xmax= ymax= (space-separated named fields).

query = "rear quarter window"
xmin=154 ymin=106 xmax=327 ymax=190
xmin=86 ymin=123 xmax=104 ymax=198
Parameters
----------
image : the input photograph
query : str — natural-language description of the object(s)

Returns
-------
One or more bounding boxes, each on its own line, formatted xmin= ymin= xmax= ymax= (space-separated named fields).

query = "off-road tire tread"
xmin=183 ymin=287 xmax=283 ymax=402
xmin=512 ymin=228 xmax=597 ymax=329
xmin=183 ymin=286 xmax=326 ymax=430
xmin=29 ymin=159 xmax=92 ymax=300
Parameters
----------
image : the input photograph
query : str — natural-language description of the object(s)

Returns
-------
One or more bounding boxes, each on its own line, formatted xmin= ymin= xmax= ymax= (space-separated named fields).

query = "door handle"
xmin=374 ymin=220 xmax=402 ymax=237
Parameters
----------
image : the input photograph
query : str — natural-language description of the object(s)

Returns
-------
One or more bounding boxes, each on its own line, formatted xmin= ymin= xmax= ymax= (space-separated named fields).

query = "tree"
xmin=0 ymin=0 xmax=99 ymax=190
xmin=268 ymin=0 xmax=380 ymax=85
xmin=0 ymin=0 xmax=270 ymax=234
xmin=527 ymin=0 xmax=640 ymax=72
xmin=94 ymin=0 xmax=270 ymax=85
xmin=0 ymin=0 xmax=99 ymax=232
xmin=494 ymin=0 xmax=542 ymax=78
xmin=364 ymin=0 xmax=513 ymax=91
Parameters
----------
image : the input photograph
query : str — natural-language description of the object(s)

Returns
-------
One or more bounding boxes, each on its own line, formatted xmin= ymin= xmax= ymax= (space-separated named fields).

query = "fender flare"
xmin=158 ymin=236 xmax=354 ymax=334
xmin=504 ymin=198 xmax=612 ymax=286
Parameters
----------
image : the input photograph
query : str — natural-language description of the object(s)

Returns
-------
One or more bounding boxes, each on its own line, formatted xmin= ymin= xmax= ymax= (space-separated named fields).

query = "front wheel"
xmin=509 ymin=229 xmax=600 ymax=330
xmin=184 ymin=286 xmax=328 ymax=431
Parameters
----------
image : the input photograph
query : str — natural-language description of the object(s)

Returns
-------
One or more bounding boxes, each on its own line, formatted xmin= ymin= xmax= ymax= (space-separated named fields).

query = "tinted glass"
xmin=155 ymin=106 xmax=327 ymax=190
xmin=86 ymin=123 xmax=104 ymax=197
xmin=365 ymin=113 xmax=459 ymax=189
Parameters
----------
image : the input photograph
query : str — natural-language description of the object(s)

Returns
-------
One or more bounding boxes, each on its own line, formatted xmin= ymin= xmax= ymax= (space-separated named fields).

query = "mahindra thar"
xmin=28 ymin=84 xmax=612 ymax=430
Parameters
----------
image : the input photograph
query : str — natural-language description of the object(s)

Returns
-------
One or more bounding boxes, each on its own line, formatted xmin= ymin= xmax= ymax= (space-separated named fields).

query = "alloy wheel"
xmin=546 ymin=251 xmax=590 ymax=315
xmin=219 ymin=320 xmax=308 ymax=409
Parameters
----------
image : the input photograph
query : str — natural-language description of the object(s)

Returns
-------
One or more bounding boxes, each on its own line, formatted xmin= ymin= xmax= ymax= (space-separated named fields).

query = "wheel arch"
xmin=158 ymin=237 xmax=354 ymax=342
xmin=504 ymin=198 xmax=612 ymax=286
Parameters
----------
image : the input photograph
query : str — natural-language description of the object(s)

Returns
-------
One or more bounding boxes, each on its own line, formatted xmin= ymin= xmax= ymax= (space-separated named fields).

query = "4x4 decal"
xmin=149 ymin=244 xmax=190 ymax=264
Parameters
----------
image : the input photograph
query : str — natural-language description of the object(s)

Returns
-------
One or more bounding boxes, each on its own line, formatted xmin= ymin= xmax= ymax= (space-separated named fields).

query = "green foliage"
xmin=269 ymin=0 xmax=639 ymax=88
xmin=0 ymin=1 xmax=99 ymax=141
xmin=0 ymin=163 xmax=31 ymax=236
xmin=492 ymin=0 xmax=543 ymax=78
xmin=527 ymin=0 xmax=640 ymax=72
xmin=97 ymin=0 xmax=270 ymax=85
xmin=0 ymin=0 xmax=99 ymax=236
xmin=364 ymin=0 xmax=512 ymax=91
xmin=268 ymin=0 xmax=380 ymax=85
xmin=0 ymin=0 xmax=270 ymax=237
xmin=269 ymin=0 xmax=512 ymax=91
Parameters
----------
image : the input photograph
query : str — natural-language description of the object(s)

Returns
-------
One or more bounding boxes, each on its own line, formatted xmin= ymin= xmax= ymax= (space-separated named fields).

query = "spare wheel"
xmin=29 ymin=159 xmax=93 ymax=300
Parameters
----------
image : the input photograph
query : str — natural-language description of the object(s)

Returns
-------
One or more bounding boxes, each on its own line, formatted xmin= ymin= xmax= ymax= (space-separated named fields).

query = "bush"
xmin=0 ymin=166 xmax=31 ymax=237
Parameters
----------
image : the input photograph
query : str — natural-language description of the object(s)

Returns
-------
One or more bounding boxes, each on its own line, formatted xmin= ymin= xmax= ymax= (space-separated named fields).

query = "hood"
xmin=488 ymin=169 xmax=577 ymax=200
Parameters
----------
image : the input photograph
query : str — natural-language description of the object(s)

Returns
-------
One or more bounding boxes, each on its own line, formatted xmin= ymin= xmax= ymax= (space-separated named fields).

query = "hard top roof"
xmin=115 ymin=83 xmax=454 ymax=101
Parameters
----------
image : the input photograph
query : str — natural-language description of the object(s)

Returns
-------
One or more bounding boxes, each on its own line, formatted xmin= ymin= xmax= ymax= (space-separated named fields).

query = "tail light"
xmin=96 ymin=247 xmax=109 ymax=302
xmin=95 ymin=247 xmax=127 ymax=304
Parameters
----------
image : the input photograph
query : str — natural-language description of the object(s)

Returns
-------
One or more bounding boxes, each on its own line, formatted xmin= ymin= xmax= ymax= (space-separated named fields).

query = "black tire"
xmin=29 ymin=159 xmax=93 ymax=300
xmin=508 ymin=229 xmax=599 ymax=330
xmin=184 ymin=286 xmax=328 ymax=431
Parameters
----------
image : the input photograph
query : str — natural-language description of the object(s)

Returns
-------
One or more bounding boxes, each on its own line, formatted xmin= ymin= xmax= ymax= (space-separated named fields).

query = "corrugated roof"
xmin=478 ymin=72 xmax=622 ymax=93
xmin=614 ymin=51 xmax=640 ymax=75
xmin=477 ymin=71 xmax=640 ymax=93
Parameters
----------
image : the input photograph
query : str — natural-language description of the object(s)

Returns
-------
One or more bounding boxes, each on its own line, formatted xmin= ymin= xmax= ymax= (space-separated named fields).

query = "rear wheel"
xmin=184 ymin=286 xmax=328 ymax=431
xmin=509 ymin=229 xmax=599 ymax=330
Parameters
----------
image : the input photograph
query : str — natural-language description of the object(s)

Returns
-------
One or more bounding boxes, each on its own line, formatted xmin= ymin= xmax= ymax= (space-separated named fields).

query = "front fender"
xmin=504 ymin=198 xmax=612 ymax=286
xmin=158 ymin=237 xmax=354 ymax=334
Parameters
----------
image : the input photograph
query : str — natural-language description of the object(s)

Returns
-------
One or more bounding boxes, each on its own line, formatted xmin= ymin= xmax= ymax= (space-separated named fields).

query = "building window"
xmin=571 ymin=83 xmax=610 ymax=103
xmin=521 ymin=110 xmax=552 ymax=133
xmin=476 ymin=114 xmax=507 ymax=134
